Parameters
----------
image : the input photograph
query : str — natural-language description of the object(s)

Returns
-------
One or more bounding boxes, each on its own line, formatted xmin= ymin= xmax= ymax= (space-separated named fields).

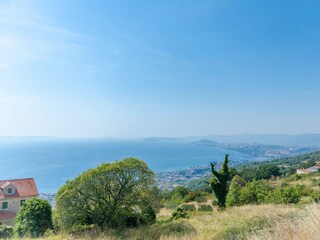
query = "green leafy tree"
xmin=272 ymin=184 xmax=302 ymax=204
xmin=256 ymin=164 xmax=281 ymax=180
xmin=240 ymin=164 xmax=281 ymax=181
xmin=301 ymin=160 xmax=316 ymax=169
xmin=238 ymin=182 xmax=257 ymax=204
xmin=184 ymin=190 xmax=207 ymax=203
xmin=209 ymin=154 xmax=232 ymax=209
xmin=170 ymin=186 xmax=190 ymax=205
xmin=14 ymin=198 xmax=53 ymax=238
xmin=54 ymin=158 xmax=160 ymax=231
xmin=172 ymin=186 xmax=190 ymax=199
xmin=187 ymin=176 xmax=212 ymax=192
xmin=226 ymin=175 xmax=246 ymax=207
xmin=239 ymin=180 xmax=272 ymax=205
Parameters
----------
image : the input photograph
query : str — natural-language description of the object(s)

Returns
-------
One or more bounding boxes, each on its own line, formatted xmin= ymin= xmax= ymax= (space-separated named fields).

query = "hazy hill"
xmin=143 ymin=134 xmax=320 ymax=147
xmin=189 ymin=133 xmax=320 ymax=146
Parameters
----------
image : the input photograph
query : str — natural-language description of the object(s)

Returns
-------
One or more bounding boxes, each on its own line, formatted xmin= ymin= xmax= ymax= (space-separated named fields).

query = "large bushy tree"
xmin=226 ymin=175 xmax=246 ymax=207
xmin=54 ymin=158 xmax=160 ymax=231
xmin=210 ymin=154 xmax=233 ymax=209
xmin=14 ymin=198 xmax=53 ymax=238
xmin=240 ymin=164 xmax=281 ymax=181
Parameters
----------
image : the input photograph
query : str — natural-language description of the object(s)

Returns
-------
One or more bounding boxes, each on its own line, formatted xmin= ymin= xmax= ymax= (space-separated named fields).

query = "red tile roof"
xmin=0 ymin=178 xmax=38 ymax=199
xmin=0 ymin=211 xmax=16 ymax=221
xmin=0 ymin=181 xmax=13 ymax=189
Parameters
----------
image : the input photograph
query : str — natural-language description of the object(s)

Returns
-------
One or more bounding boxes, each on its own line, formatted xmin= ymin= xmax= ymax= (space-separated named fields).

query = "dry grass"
xmin=278 ymin=172 xmax=320 ymax=192
xmin=171 ymin=204 xmax=297 ymax=240
xmin=17 ymin=204 xmax=320 ymax=240
xmin=250 ymin=204 xmax=320 ymax=240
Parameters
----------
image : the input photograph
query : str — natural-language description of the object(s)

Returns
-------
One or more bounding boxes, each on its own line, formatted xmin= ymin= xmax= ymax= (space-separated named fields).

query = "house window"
xmin=2 ymin=202 xmax=8 ymax=209
xmin=20 ymin=200 xmax=26 ymax=206
xmin=7 ymin=188 xmax=13 ymax=194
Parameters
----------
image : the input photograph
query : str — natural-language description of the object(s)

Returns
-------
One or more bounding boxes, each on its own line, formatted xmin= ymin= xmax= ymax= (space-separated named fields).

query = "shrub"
xmin=169 ymin=187 xmax=190 ymax=205
xmin=216 ymin=216 xmax=271 ymax=240
xmin=239 ymin=180 xmax=272 ymax=205
xmin=289 ymin=174 xmax=301 ymax=181
xmin=125 ymin=205 xmax=157 ymax=227
xmin=155 ymin=222 xmax=196 ymax=237
xmin=272 ymin=185 xmax=302 ymax=204
xmin=14 ymin=198 xmax=53 ymax=238
xmin=184 ymin=190 xmax=207 ymax=203
xmin=313 ymin=196 xmax=320 ymax=203
xmin=0 ymin=225 xmax=13 ymax=239
xmin=181 ymin=204 xmax=196 ymax=212
xmin=198 ymin=204 xmax=213 ymax=212
xmin=226 ymin=175 xmax=246 ymax=207
xmin=172 ymin=186 xmax=190 ymax=199
xmin=212 ymin=198 xmax=218 ymax=206
xmin=171 ymin=207 xmax=188 ymax=220
xmin=139 ymin=205 xmax=157 ymax=225
xmin=194 ymin=195 xmax=207 ymax=203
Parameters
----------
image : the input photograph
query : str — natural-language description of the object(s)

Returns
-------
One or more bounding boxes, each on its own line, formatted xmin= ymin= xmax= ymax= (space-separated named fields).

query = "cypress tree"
xmin=210 ymin=154 xmax=232 ymax=210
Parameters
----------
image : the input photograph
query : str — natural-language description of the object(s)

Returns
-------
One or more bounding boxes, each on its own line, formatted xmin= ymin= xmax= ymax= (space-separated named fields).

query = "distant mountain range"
xmin=143 ymin=134 xmax=320 ymax=160
xmin=188 ymin=134 xmax=320 ymax=146
xmin=2 ymin=133 xmax=320 ymax=146
xmin=193 ymin=139 xmax=318 ymax=159
xmin=144 ymin=134 xmax=320 ymax=147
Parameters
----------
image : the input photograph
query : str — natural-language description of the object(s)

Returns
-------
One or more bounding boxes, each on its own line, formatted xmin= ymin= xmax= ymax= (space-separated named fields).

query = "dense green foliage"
xmin=171 ymin=207 xmax=188 ymax=220
xmin=54 ymin=158 xmax=160 ymax=231
xmin=187 ymin=151 xmax=320 ymax=195
xmin=0 ymin=225 xmax=13 ymax=239
xmin=186 ymin=176 xmax=212 ymax=192
xmin=162 ymin=152 xmax=320 ymax=214
xmin=210 ymin=154 xmax=233 ymax=209
xmin=239 ymin=164 xmax=281 ymax=181
xmin=225 ymin=175 xmax=246 ymax=206
xmin=226 ymin=177 xmax=318 ymax=207
xmin=180 ymin=204 xmax=196 ymax=212
xmin=184 ymin=190 xmax=208 ymax=203
xmin=161 ymin=186 xmax=190 ymax=208
xmin=14 ymin=198 xmax=53 ymax=238
xmin=161 ymin=186 xmax=209 ymax=209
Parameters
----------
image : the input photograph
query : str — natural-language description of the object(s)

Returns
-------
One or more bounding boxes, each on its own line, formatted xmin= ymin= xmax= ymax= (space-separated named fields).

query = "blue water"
xmin=0 ymin=139 xmax=252 ymax=193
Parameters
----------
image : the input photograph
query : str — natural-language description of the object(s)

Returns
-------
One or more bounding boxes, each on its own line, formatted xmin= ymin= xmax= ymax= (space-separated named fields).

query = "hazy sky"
xmin=1 ymin=0 xmax=320 ymax=137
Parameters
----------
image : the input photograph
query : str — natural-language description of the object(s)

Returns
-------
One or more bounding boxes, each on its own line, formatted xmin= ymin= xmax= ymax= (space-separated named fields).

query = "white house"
xmin=296 ymin=165 xmax=320 ymax=175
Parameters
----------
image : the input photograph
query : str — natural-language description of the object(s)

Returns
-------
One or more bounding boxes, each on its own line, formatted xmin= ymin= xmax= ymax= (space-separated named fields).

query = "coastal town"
xmin=157 ymin=165 xmax=212 ymax=190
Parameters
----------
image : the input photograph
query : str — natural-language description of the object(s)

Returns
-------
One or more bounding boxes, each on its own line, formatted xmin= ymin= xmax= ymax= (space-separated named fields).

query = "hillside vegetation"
xmin=15 ymin=203 xmax=320 ymax=240
xmin=2 ymin=152 xmax=320 ymax=240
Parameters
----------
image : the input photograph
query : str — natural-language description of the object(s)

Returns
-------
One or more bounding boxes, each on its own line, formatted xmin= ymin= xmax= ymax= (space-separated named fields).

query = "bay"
xmin=0 ymin=138 xmax=253 ymax=193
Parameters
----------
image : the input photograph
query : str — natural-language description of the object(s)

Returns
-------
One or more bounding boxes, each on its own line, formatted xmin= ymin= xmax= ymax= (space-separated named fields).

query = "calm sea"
xmin=0 ymin=139 xmax=253 ymax=193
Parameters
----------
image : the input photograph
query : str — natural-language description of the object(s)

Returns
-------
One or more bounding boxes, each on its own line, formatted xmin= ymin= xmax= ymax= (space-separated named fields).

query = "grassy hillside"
xmin=16 ymin=203 xmax=320 ymax=240
xmin=16 ymin=169 xmax=320 ymax=239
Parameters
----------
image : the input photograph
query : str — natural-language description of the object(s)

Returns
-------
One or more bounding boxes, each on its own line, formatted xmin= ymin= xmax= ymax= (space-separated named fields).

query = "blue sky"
xmin=0 ymin=0 xmax=320 ymax=137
